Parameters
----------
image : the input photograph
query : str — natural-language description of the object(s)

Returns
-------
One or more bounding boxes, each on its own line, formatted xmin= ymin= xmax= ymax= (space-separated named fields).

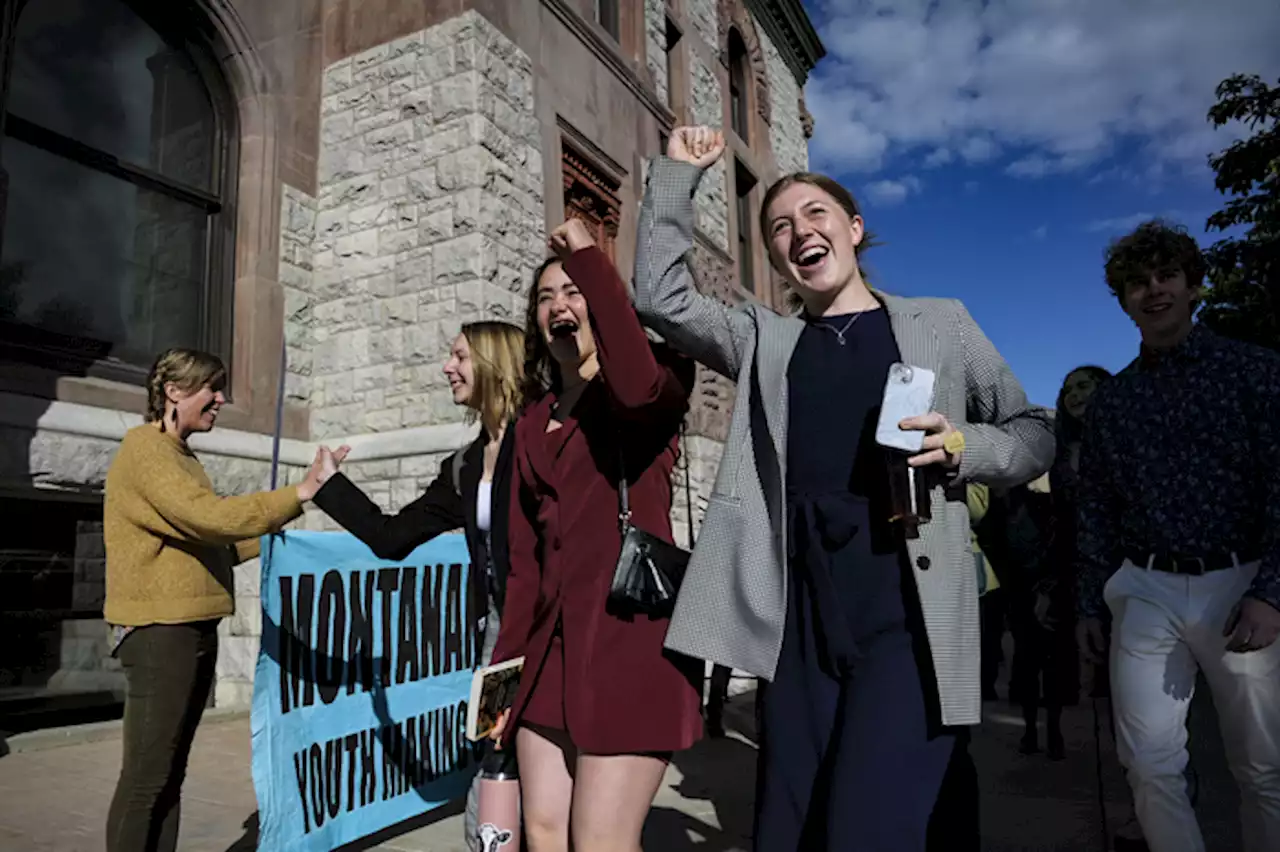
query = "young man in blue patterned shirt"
xmin=1075 ymin=220 xmax=1280 ymax=852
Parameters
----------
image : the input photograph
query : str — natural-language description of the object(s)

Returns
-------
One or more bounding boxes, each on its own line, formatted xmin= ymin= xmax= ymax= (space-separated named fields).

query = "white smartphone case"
xmin=875 ymin=363 xmax=936 ymax=453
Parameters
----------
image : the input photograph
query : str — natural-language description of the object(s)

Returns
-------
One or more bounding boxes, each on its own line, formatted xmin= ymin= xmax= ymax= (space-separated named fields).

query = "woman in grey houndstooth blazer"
xmin=634 ymin=127 xmax=1055 ymax=852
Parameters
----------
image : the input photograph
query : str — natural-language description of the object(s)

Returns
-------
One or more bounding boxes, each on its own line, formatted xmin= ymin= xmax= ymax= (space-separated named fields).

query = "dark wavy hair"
xmin=521 ymin=256 xmax=564 ymax=406
xmin=1055 ymin=365 xmax=1112 ymax=447
xmin=1103 ymin=219 xmax=1205 ymax=307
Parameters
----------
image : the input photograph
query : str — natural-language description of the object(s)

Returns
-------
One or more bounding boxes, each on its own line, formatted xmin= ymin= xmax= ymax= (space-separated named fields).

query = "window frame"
xmin=734 ymin=157 xmax=757 ymax=296
xmin=727 ymin=27 xmax=750 ymax=143
xmin=664 ymin=16 xmax=681 ymax=109
xmin=596 ymin=0 xmax=620 ymax=42
xmin=0 ymin=0 xmax=239 ymax=390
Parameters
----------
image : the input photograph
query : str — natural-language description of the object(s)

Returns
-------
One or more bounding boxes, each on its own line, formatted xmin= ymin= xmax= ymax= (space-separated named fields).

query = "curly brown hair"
xmin=521 ymin=256 xmax=564 ymax=406
xmin=1103 ymin=219 xmax=1205 ymax=305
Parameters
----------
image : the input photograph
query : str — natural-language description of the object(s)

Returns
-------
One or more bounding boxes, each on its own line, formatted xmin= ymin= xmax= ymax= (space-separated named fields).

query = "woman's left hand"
xmin=900 ymin=412 xmax=962 ymax=469
xmin=549 ymin=218 xmax=596 ymax=261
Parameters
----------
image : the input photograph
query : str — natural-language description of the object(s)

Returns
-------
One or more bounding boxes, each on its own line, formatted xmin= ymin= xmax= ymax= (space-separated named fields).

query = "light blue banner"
xmin=251 ymin=531 xmax=479 ymax=851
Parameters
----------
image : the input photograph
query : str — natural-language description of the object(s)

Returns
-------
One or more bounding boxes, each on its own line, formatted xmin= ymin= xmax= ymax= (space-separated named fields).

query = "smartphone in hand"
xmin=875 ymin=363 xmax=936 ymax=452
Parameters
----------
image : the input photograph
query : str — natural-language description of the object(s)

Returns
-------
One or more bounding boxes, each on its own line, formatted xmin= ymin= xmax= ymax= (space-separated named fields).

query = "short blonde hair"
xmin=145 ymin=348 xmax=226 ymax=424
xmin=461 ymin=321 xmax=525 ymax=433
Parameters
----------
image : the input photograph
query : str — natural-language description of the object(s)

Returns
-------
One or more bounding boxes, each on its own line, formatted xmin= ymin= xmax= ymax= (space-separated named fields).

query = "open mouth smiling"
xmin=792 ymin=245 xmax=829 ymax=269
xmin=549 ymin=318 xmax=578 ymax=339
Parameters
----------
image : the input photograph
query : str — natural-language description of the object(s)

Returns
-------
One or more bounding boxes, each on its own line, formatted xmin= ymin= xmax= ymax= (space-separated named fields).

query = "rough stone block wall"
xmin=16 ymin=428 xmax=118 ymax=490
xmin=687 ymin=0 xmax=719 ymax=49
xmin=281 ymin=185 xmax=318 ymax=405
xmin=688 ymin=55 xmax=729 ymax=254
xmin=758 ymin=27 xmax=808 ymax=175
xmin=310 ymin=10 xmax=543 ymax=454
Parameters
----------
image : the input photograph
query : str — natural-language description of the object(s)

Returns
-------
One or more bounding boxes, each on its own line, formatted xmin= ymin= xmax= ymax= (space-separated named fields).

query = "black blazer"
xmin=313 ymin=427 xmax=517 ymax=614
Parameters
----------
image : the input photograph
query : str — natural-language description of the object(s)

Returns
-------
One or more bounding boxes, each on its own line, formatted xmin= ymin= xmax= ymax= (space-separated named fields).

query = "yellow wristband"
xmin=944 ymin=430 xmax=966 ymax=457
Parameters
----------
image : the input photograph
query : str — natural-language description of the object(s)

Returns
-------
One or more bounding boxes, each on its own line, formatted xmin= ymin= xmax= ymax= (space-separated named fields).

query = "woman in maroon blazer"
xmin=490 ymin=218 xmax=702 ymax=851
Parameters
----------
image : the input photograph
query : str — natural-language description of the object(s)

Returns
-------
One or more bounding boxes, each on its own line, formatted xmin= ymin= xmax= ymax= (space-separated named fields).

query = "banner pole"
xmin=266 ymin=337 xmax=288 ymax=569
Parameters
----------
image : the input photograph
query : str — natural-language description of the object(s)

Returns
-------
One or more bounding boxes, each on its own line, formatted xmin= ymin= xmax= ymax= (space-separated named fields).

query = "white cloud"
xmin=923 ymin=148 xmax=954 ymax=168
xmin=1031 ymin=225 xmax=1048 ymax=240
xmin=863 ymin=175 xmax=923 ymax=205
xmin=959 ymin=136 xmax=999 ymax=163
xmin=805 ymin=0 xmax=1280 ymax=178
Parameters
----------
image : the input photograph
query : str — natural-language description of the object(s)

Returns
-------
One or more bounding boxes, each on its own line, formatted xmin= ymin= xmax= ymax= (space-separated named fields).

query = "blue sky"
xmin=800 ymin=0 xmax=1280 ymax=406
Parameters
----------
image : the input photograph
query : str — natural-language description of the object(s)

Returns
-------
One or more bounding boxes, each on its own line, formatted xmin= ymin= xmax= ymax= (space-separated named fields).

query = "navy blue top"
xmin=786 ymin=307 xmax=907 ymax=675
xmin=1076 ymin=326 xmax=1280 ymax=616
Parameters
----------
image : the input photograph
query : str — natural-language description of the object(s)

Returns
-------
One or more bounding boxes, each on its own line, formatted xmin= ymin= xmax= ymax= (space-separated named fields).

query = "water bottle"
xmin=885 ymin=450 xmax=931 ymax=538
xmin=474 ymin=747 xmax=520 ymax=852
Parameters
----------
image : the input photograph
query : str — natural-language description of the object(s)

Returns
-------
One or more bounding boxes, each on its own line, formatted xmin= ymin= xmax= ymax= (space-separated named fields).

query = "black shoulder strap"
xmin=450 ymin=449 xmax=465 ymax=498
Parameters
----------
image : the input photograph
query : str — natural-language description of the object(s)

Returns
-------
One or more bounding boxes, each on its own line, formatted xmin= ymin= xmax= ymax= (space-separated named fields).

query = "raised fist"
xmin=549 ymin=218 xmax=596 ymax=260
xmin=667 ymin=126 xmax=726 ymax=169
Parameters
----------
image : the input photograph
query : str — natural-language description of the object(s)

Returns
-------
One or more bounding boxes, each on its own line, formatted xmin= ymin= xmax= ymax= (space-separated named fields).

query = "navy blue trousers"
xmin=754 ymin=495 xmax=976 ymax=852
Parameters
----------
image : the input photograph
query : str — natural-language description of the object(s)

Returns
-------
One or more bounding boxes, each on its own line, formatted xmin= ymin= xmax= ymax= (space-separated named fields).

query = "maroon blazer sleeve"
xmin=563 ymin=246 xmax=694 ymax=420
xmin=491 ymin=425 xmax=539 ymax=665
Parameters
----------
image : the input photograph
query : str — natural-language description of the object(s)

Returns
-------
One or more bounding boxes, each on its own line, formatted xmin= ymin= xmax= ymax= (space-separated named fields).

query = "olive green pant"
xmin=106 ymin=621 xmax=218 ymax=852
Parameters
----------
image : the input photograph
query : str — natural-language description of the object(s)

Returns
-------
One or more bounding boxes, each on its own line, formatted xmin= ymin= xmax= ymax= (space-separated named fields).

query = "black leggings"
xmin=106 ymin=622 xmax=218 ymax=852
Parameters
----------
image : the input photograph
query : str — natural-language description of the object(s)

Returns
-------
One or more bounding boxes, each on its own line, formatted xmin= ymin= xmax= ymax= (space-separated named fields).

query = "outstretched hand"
xmin=317 ymin=444 xmax=350 ymax=484
xmin=298 ymin=444 xmax=349 ymax=501
xmin=668 ymin=126 xmax=726 ymax=169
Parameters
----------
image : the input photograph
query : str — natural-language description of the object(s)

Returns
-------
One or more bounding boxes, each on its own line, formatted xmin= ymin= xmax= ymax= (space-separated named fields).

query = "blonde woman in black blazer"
xmin=311 ymin=319 xmax=524 ymax=844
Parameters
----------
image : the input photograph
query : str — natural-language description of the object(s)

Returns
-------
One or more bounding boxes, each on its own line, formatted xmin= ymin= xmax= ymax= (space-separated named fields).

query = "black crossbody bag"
xmin=607 ymin=448 xmax=691 ymax=618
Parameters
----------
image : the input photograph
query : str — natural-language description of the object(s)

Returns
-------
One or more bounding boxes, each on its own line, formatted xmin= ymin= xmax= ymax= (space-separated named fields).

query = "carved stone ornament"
xmin=562 ymin=144 xmax=622 ymax=261
xmin=799 ymin=91 xmax=814 ymax=139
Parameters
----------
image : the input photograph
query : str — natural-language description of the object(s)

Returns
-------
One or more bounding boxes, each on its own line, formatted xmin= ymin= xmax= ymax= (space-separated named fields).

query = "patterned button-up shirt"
xmin=1076 ymin=325 xmax=1280 ymax=617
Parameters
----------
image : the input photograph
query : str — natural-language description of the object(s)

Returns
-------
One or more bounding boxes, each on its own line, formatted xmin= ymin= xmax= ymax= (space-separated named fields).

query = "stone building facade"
xmin=0 ymin=0 xmax=821 ymax=715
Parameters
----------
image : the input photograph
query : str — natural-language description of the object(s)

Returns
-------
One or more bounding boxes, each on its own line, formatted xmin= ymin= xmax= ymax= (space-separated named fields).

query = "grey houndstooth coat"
xmin=634 ymin=157 xmax=1055 ymax=726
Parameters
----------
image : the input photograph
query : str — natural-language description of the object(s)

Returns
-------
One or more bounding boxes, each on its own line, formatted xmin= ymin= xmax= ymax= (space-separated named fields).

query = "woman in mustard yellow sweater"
xmin=103 ymin=348 xmax=326 ymax=852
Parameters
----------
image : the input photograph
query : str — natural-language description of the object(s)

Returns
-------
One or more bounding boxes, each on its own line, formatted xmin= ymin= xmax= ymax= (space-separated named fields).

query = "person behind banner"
xmin=310 ymin=319 xmax=526 ymax=844
xmin=634 ymin=127 xmax=1054 ymax=852
xmin=487 ymin=218 xmax=702 ymax=852
xmin=103 ymin=348 xmax=328 ymax=852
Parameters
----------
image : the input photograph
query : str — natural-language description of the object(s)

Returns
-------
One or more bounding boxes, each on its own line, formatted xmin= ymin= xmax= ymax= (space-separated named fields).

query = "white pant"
xmin=1105 ymin=560 xmax=1280 ymax=852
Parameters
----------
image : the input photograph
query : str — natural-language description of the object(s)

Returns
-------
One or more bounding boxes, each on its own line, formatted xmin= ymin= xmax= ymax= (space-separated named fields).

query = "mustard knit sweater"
xmin=103 ymin=423 xmax=303 ymax=626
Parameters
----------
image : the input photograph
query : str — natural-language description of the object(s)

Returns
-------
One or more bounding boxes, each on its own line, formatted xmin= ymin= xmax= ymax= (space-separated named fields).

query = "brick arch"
xmin=717 ymin=0 xmax=772 ymax=127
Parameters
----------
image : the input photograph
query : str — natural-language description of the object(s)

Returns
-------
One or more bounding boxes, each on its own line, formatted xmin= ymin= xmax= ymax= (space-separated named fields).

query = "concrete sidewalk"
xmin=0 ymin=684 xmax=1240 ymax=851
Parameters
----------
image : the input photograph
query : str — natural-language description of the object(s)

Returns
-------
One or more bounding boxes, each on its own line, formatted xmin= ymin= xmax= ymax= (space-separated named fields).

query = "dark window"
xmin=735 ymin=159 xmax=757 ymax=293
xmin=728 ymin=29 xmax=749 ymax=141
xmin=0 ymin=495 xmax=105 ymax=687
xmin=597 ymin=0 xmax=620 ymax=41
xmin=0 ymin=0 xmax=235 ymax=384
xmin=664 ymin=18 xmax=680 ymax=107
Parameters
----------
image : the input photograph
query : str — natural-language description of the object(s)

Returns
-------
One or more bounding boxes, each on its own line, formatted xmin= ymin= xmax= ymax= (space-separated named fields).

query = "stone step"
xmin=0 ymin=688 xmax=122 ymax=736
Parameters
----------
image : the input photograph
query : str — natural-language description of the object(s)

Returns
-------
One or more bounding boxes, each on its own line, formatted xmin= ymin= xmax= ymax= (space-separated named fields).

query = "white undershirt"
xmin=476 ymin=480 xmax=493 ymax=533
